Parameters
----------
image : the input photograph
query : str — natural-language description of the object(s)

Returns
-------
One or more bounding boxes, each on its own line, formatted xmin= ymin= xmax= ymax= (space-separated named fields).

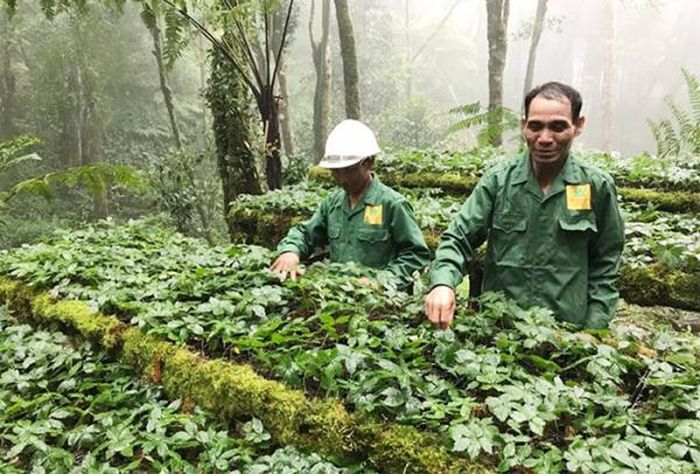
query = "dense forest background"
xmin=1 ymin=0 xmax=699 ymax=247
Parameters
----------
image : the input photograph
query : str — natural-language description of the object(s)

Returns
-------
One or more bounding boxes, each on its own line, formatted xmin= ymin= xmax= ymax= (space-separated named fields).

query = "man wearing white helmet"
xmin=270 ymin=119 xmax=430 ymax=286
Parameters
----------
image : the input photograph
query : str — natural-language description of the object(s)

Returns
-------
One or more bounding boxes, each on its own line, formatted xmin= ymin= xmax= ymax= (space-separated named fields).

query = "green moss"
xmin=619 ymin=265 xmax=700 ymax=311
xmin=354 ymin=418 xmax=483 ymax=474
xmin=229 ymin=208 xmax=302 ymax=248
xmin=0 ymin=277 xmax=19 ymax=298
xmin=28 ymin=296 xmax=126 ymax=349
xmin=0 ymin=277 xmax=32 ymax=317
xmin=667 ymin=271 xmax=700 ymax=310
xmin=295 ymin=399 xmax=357 ymax=457
xmin=619 ymin=187 xmax=700 ymax=213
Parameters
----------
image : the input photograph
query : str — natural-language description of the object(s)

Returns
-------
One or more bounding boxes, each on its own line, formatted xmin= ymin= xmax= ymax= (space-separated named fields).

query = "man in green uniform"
xmin=425 ymin=82 xmax=624 ymax=329
xmin=270 ymin=119 xmax=430 ymax=286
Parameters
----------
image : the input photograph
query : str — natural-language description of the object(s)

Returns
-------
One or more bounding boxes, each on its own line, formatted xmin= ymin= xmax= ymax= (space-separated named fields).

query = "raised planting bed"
xmin=1 ymin=220 xmax=700 ymax=472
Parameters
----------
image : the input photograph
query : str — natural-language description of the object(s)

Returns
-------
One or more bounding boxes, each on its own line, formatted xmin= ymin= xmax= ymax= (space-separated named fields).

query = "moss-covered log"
xmin=618 ymin=264 xmax=700 ymax=311
xmin=0 ymin=277 xmax=484 ymax=474
xmin=309 ymin=167 xmax=700 ymax=214
xmin=617 ymin=187 xmax=700 ymax=214
xmin=228 ymin=208 xmax=304 ymax=248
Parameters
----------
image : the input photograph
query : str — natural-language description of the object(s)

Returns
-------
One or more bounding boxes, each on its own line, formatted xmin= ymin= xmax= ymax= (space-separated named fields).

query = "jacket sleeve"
xmin=276 ymin=198 xmax=330 ymax=260
xmin=585 ymin=179 xmax=625 ymax=329
xmin=384 ymin=200 xmax=431 ymax=284
xmin=429 ymin=173 xmax=496 ymax=289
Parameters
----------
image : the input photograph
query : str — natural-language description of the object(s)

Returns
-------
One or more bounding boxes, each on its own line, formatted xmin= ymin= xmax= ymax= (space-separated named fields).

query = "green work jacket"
xmin=429 ymin=154 xmax=625 ymax=328
xmin=277 ymin=177 xmax=430 ymax=285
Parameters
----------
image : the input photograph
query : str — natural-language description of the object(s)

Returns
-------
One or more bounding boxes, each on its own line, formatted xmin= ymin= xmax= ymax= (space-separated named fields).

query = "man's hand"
xmin=269 ymin=252 xmax=305 ymax=282
xmin=424 ymin=285 xmax=456 ymax=329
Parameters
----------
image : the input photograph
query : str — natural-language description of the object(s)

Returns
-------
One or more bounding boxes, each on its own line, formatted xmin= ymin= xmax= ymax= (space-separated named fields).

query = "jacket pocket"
xmin=356 ymin=228 xmax=391 ymax=267
xmin=492 ymin=213 xmax=527 ymax=233
xmin=357 ymin=228 xmax=389 ymax=243
xmin=558 ymin=214 xmax=597 ymax=233
xmin=490 ymin=213 xmax=527 ymax=263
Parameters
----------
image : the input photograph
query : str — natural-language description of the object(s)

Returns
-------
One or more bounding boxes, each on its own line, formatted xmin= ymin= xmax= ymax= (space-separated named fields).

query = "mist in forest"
xmin=1 ymin=0 xmax=699 ymax=246
xmin=288 ymin=0 xmax=700 ymax=156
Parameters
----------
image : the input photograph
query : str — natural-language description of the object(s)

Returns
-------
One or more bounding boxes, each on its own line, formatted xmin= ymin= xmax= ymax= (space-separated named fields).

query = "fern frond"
xmin=0 ymin=135 xmax=41 ymax=164
xmin=0 ymin=153 xmax=42 ymax=174
xmin=163 ymin=6 xmax=190 ymax=70
xmin=682 ymin=68 xmax=700 ymax=122
xmin=657 ymin=119 xmax=680 ymax=157
xmin=140 ymin=2 xmax=157 ymax=30
xmin=448 ymin=101 xmax=482 ymax=116
xmin=447 ymin=112 xmax=491 ymax=135
xmin=7 ymin=176 xmax=53 ymax=201
xmin=665 ymin=97 xmax=695 ymax=142
xmin=3 ymin=164 xmax=143 ymax=204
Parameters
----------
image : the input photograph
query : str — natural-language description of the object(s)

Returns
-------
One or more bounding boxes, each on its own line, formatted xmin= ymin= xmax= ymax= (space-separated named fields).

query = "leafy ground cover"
xmin=0 ymin=305 xmax=368 ymax=473
xmin=2 ymin=220 xmax=700 ymax=472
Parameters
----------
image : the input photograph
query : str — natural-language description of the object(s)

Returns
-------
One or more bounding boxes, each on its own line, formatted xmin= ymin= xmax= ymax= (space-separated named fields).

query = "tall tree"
xmin=601 ymin=0 xmax=617 ymax=151
xmin=0 ymin=12 xmax=17 ymax=141
xmin=309 ymin=0 xmax=332 ymax=161
xmin=271 ymin=0 xmax=298 ymax=157
xmin=523 ymin=0 xmax=547 ymax=96
xmin=80 ymin=66 xmax=109 ymax=218
xmin=485 ymin=0 xmax=510 ymax=147
xmin=206 ymin=47 xmax=262 ymax=239
xmin=148 ymin=0 xmax=296 ymax=190
xmin=141 ymin=3 xmax=182 ymax=150
xmin=333 ymin=0 xmax=361 ymax=119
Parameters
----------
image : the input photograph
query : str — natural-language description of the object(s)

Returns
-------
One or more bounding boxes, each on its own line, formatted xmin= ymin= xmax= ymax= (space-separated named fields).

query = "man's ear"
xmin=574 ymin=116 xmax=586 ymax=136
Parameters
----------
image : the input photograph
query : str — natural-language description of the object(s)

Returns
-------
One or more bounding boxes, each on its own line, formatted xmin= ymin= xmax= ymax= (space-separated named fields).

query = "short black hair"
xmin=524 ymin=82 xmax=583 ymax=122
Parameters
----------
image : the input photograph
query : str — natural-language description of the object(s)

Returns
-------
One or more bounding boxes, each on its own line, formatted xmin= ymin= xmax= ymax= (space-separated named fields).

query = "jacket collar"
xmin=511 ymin=152 xmax=583 ymax=185
xmin=332 ymin=175 xmax=381 ymax=214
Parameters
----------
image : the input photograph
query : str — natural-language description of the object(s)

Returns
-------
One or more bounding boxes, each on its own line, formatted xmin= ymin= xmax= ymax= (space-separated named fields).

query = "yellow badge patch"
xmin=566 ymin=184 xmax=591 ymax=210
xmin=364 ymin=205 xmax=383 ymax=225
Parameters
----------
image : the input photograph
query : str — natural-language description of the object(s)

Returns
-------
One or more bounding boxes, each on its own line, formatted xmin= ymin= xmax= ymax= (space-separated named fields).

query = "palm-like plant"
xmin=648 ymin=69 xmax=700 ymax=161
xmin=447 ymin=101 xmax=520 ymax=148
xmin=0 ymin=135 xmax=141 ymax=212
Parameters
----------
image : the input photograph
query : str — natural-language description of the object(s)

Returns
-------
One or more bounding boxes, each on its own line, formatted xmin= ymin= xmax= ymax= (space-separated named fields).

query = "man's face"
xmin=522 ymin=96 xmax=585 ymax=167
xmin=331 ymin=159 xmax=371 ymax=192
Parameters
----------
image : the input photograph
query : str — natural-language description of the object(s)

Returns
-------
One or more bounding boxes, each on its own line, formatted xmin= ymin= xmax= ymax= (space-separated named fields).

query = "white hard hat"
xmin=319 ymin=119 xmax=381 ymax=169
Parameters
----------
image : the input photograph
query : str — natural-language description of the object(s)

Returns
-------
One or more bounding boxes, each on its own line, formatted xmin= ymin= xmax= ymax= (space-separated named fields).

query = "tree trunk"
xmin=272 ymin=2 xmax=296 ymax=157
xmin=601 ymin=0 xmax=616 ymax=151
xmin=256 ymin=85 xmax=283 ymax=190
xmin=149 ymin=18 xmax=183 ymax=150
xmin=62 ymin=63 xmax=84 ymax=168
xmin=277 ymin=63 xmax=295 ymax=157
xmin=196 ymin=35 xmax=209 ymax=139
xmin=80 ymin=68 xmax=109 ymax=219
xmin=206 ymin=48 xmax=262 ymax=240
xmin=523 ymin=0 xmax=547 ymax=96
xmin=0 ymin=13 xmax=17 ymax=141
xmin=333 ymin=0 xmax=361 ymax=119
xmin=486 ymin=0 xmax=510 ymax=147
xmin=310 ymin=0 xmax=332 ymax=162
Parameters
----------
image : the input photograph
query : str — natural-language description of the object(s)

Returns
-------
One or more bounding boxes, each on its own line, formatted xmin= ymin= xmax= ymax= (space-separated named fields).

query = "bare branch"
xmin=411 ymin=0 xmax=462 ymax=63
xmin=233 ymin=17 xmax=265 ymax=90
xmin=264 ymin=0 xmax=271 ymax=86
xmin=159 ymin=0 xmax=261 ymax=96
xmin=271 ymin=0 xmax=294 ymax=91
